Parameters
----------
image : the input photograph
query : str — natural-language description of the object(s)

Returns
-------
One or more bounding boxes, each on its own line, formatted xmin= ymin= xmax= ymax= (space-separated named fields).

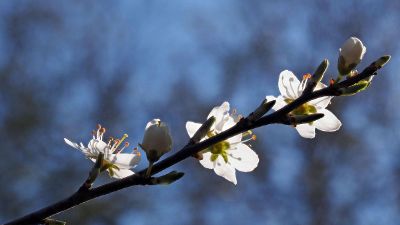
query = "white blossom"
xmin=65 ymin=125 xmax=141 ymax=179
xmin=186 ymin=102 xmax=259 ymax=185
xmin=266 ymin=70 xmax=342 ymax=138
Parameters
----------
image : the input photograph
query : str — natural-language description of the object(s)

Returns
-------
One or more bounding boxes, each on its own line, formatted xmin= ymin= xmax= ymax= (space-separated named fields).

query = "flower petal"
xmin=111 ymin=169 xmax=135 ymax=179
xmin=278 ymin=70 xmax=301 ymax=99
xmin=295 ymin=124 xmax=316 ymax=138
xmin=145 ymin=118 xmax=160 ymax=129
xmin=228 ymin=144 xmax=259 ymax=172
xmin=314 ymin=109 xmax=342 ymax=132
xmin=214 ymin=157 xmax=237 ymax=185
xmin=208 ymin=102 xmax=230 ymax=131
xmin=64 ymin=138 xmax=90 ymax=155
xmin=199 ymin=152 xmax=215 ymax=169
xmin=185 ymin=121 xmax=202 ymax=138
xmin=310 ymin=96 xmax=332 ymax=109
xmin=222 ymin=116 xmax=242 ymax=143
xmin=107 ymin=153 xmax=141 ymax=169
xmin=266 ymin=95 xmax=287 ymax=111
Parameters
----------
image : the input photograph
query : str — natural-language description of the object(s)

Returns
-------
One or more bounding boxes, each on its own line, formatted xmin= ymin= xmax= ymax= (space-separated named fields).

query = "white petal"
xmin=278 ymin=70 xmax=301 ymax=99
xmin=64 ymin=138 xmax=80 ymax=149
xmin=214 ymin=157 xmax=237 ymax=185
xmin=106 ymin=153 xmax=141 ymax=169
xmin=111 ymin=169 xmax=135 ymax=179
xmin=64 ymin=138 xmax=90 ymax=155
xmin=222 ymin=116 xmax=242 ymax=143
xmin=145 ymin=118 xmax=160 ymax=129
xmin=310 ymin=96 xmax=333 ymax=109
xmin=88 ymin=139 xmax=109 ymax=154
xmin=265 ymin=95 xmax=276 ymax=103
xmin=268 ymin=95 xmax=287 ymax=111
xmin=208 ymin=102 xmax=230 ymax=130
xmin=314 ymin=109 xmax=342 ymax=132
xmin=185 ymin=121 xmax=202 ymax=138
xmin=295 ymin=124 xmax=316 ymax=138
xmin=199 ymin=152 xmax=215 ymax=169
xmin=228 ymin=144 xmax=259 ymax=172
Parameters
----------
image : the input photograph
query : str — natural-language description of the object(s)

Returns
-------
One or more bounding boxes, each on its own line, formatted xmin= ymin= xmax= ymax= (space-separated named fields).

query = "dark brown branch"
xmin=3 ymin=57 xmax=386 ymax=225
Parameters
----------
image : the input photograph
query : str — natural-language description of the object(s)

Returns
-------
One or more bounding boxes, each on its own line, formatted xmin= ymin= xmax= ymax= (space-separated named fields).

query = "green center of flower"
xmin=206 ymin=131 xmax=230 ymax=163
xmin=284 ymin=99 xmax=317 ymax=115
xmin=208 ymin=141 xmax=230 ymax=163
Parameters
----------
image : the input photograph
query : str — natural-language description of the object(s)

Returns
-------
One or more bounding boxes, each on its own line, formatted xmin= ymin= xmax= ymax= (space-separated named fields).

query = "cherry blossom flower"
xmin=186 ymin=102 xmax=259 ymax=185
xmin=64 ymin=125 xmax=141 ymax=179
xmin=266 ymin=70 xmax=342 ymax=138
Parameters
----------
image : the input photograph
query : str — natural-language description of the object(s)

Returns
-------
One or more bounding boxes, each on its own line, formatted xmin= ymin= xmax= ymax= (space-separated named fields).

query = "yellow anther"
xmin=251 ymin=134 xmax=257 ymax=141
xmin=120 ymin=134 xmax=128 ymax=143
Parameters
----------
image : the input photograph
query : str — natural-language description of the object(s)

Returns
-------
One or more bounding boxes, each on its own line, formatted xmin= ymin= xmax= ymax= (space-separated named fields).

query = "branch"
xmin=3 ymin=56 xmax=388 ymax=225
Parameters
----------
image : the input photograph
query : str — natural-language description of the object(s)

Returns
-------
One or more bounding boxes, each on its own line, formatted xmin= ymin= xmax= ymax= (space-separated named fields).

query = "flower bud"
xmin=141 ymin=119 xmax=172 ymax=163
xmin=338 ymin=37 xmax=366 ymax=75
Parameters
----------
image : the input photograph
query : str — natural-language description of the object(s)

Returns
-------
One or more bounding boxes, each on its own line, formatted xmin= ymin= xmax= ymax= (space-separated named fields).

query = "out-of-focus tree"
xmin=1 ymin=1 xmax=399 ymax=225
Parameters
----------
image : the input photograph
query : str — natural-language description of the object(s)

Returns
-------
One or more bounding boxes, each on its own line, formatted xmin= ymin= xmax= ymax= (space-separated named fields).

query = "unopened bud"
xmin=43 ymin=218 xmax=67 ymax=225
xmin=338 ymin=37 xmax=366 ymax=75
xmin=247 ymin=99 xmax=276 ymax=121
xmin=338 ymin=80 xmax=370 ymax=96
xmin=141 ymin=119 xmax=172 ymax=163
xmin=288 ymin=113 xmax=325 ymax=126
xmin=304 ymin=59 xmax=329 ymax=93
xmin=190 ymin=116 xmax=216 ymax=143
xmin=373 ymin=55 xmax=391 ymax=69
xmin=151 ymin=171 xmax=184 ymax=185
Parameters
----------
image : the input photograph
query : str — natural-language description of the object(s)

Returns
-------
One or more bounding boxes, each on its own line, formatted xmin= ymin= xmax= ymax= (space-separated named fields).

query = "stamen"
xmin=107 ymin=137 xmax=114 ymax=146
xmin=114 ymin=142 xmax=130 ymax=154
xmin=99 ymin=128 xmax=106 ymax=141
xmin=330 ymin=79 xmax=335 ymax=86
xmin=231 ymin=134 xmax=256 ymax=146
xmin=303 ymin=73 xmax=312 ymax=80
xmin=242 ymin=130 xmax=253 ymax=137
xmin=133 ymin=147 xmax=141 ymax=157
xmin=112 ymin=134 xmax=128 ymax=152
xmin=229 ymin=153 xmax=242 ymax=161
xmin=96 ymin=124 xmax=102 ymax=139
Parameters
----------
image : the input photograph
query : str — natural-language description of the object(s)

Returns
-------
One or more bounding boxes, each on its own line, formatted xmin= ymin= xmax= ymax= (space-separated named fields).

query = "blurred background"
xmin=0 ymin=0 xmax=399 ymax=224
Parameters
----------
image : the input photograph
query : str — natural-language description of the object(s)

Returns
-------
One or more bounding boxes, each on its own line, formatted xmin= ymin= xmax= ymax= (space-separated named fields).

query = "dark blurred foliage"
xmin=1 ymin=1 xmax=400 ymax=225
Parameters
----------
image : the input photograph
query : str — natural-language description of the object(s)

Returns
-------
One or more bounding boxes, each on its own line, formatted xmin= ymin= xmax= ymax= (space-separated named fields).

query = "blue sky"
xmin=1 ymin=1 xmax=400 ymax=225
